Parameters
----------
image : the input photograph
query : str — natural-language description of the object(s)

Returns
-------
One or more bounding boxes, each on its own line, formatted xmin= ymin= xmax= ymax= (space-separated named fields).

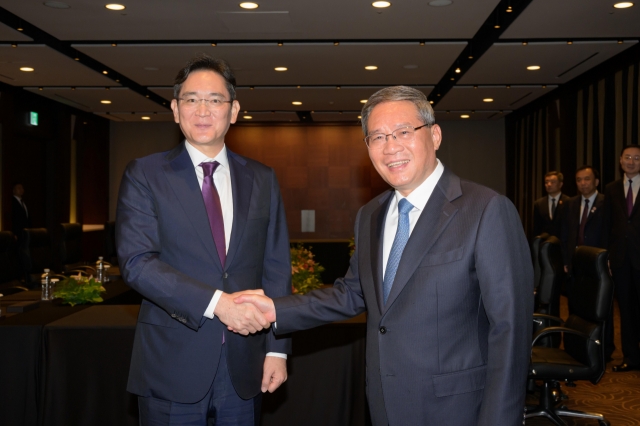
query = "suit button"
xmin=379 ymin=327 xmax=386 ymax=334
xmin=223 ymin=273 xmax=228 ymax=279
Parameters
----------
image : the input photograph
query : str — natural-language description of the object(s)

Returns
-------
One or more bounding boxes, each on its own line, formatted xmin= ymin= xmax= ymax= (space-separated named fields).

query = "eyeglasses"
xmin=177 ymin=96 xmax=232 ymax=110
xmin=622 ymin=155 xmax=640 ymax=161
xmin=364 ymin=124 xmax=431 ymax=149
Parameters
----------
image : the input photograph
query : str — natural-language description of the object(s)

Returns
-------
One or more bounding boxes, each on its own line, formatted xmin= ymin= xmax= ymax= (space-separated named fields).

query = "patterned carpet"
xmin=526 ymin=299 xmax=640 ymax=425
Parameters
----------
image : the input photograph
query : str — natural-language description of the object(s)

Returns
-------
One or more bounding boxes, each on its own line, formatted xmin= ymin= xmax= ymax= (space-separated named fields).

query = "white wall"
xmin=109 ymin=121 xmax=182 ymax=220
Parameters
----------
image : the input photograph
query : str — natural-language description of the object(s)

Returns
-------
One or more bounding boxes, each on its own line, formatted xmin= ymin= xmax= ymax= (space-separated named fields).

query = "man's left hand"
xmin=262 ymin=356 xmax=287 ymax=393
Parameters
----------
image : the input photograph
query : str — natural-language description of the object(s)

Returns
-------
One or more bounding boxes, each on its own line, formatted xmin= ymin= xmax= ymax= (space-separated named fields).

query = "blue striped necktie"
xmin=383 ymin=198 xmax=414 ymax=304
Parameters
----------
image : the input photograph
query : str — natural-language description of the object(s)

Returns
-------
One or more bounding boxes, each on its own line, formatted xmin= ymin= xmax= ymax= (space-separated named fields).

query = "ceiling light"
xmin=74 ymin=57 xmax=80 ymax=60
xmin=277 ymin=41 xmax=283 ymax=46
xmin=450 ymin=77 xmax=455 ymax=80
xmin=17 ymin=27 xmax=23 ymax=31
xmin=243 ymin=115 xmax=253 ymax=119
xmin=455 ymin=67 xmax=461 ymax=73
xmin=527 ymin=65 xmax=541 ymax=70
xmin=100 ymin=100 xmax=112 ymax=104
xmin=618 ymin=40 xmax=624 ymax=44
xmin=292 ymin=101 xmax=302 ymax=105
xmin=111 ymin=43 xmax=117 ymax=47
xmin=274 ymin=67 xmax=287 ymax=71
xmin=419 ymin=41 xmax=425 ymax=46
xmin=494 ymin=23 xmax=500 ymax=29
xmin=240 ymin=2 xmax=258 ymax=9
xmin=365 ymin=66 xmax=378 ymax=70
xmin=211 ymin=42 xmax=217 ymax=47
xmin=522 ymin=41 xmax=528 ymax=46
xmin=567 ymin=41 xmax=573 ymax=45
xmin=506 ymin=6 xmax=512 ymax=12
xmin=360 ymin=100 xmax=368 ymax=104
xmin=141 ymin=116 xmax=151 ymax=120
xmin=372 ymin=1 xmax=391 ymax=7
xmin=461 ymin=114 xmax=470 ymax=119
xmin=19 ymin=67 xmax=34 ymax=72
xmin=428 ymin=0 xmax=452 ymax=5
xmin=506 ymin=85 xmax=511 ymax=88
xmin=429 ymin=100 xmax=434 ymax=104
xmin=336 ymin=86 xmax=341 ymax=90
xmin=483 ymin=98 xmax=493 ymax=103
xmin=38 ymin=87 xmax=43 ymax=91
xmin=334 ymin=41 xmax=340 ymax=46
xmin=613 ymin=2 xmax=634 ymax=8
xmin=542 ymin=85 xmax=547 ymax=89
xmin=105 ymin=4 xmax=125 ymax=10
xmin=11 ymin=43 xmax=17 ymax=48
xmin=473 ymin=85 xmax=478 ymax=89
xmin=358 ymin=115 xmax=362 ymax=119
xmin=102 ymin=70 xmax=108 ymax=74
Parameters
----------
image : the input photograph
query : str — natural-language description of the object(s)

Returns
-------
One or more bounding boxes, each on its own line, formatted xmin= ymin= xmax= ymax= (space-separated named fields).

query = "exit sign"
xmin=29 ymin=111 xmax=38 ymax=126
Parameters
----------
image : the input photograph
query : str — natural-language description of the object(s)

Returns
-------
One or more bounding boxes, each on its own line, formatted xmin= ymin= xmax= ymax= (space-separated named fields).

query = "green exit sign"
xmin=29 ymin=111 xmax=38 ymax=126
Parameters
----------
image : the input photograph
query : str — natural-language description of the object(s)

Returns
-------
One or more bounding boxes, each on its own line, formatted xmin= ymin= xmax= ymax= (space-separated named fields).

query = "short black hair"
xmin=576 ymin=165 xmax=600 ymax=180
xmin=173 ymin=54 xmax=236 ymax=101
xmin=620 ymin=144 xmax=640 ymax=157
xmin=544 ymin=171 xmax=564 ymax=183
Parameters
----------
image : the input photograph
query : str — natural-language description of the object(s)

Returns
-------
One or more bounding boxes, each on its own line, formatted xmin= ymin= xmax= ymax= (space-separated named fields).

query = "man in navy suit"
xmin=236 ymin=86 xmax=533 ymax=425
xmin=116 ymin=55 xmax=291 ymax=425
xmin=532 ymin=171 xmax=569 ymax=239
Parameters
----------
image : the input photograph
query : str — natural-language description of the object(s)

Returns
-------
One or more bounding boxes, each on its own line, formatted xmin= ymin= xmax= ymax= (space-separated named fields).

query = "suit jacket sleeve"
xmin=475 ymin=195 xmax=534 ymax=426
xmin=116 ymin=158 xmax=215 ymax=331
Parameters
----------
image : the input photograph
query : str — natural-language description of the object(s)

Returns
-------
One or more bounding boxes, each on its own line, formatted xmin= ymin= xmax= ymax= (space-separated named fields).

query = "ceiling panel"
xmin=433 ymin=110 xmax=508 ymax=121
xmin=437 ymin=85 xmax=557 ymax=110
xmin=459 ymin=41 xmax=638 ymax=85
xmin=24 ymin=87 xmax=165 ymax=112
xmin=75 ymin=43 xmax=466 ymax=87
xmin=94 ymin=111 xmax=175 ymax=122
xmin=236 ymin=112 xmax=299 ymax=123
xmin=0 ymin=22 xmax=32 ymax=42
xmin=0 ymin=45 xmax=119 ymax=86
xmin=2 ymin=0 xmax=499 ymax=41
xmin=502 ymin=0 xmax=640 ymax=39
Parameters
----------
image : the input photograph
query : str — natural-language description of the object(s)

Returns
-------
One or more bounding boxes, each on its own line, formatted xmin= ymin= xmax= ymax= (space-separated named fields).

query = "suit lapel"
xmin=225 ymin=151 xmax=253 ymax=268
xmin=162 ymin=143 xmax=221 ymax=268
xmin=371 ymin=191 xmax=393 ymax=314
xmin=586 ymin=194 xmax=604 ymax=225
xmin=383 ymin=168 xmax=461 ymax=312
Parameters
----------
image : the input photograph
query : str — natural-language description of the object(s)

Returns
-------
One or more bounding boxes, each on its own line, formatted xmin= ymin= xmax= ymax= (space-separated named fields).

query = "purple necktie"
xmin=200 ymin=161 xmax=226 ymax=266
xmin=627 ymin=179 xmax=634 ymax=217
xmin=577 ymin=198 xmax=589 ymax=246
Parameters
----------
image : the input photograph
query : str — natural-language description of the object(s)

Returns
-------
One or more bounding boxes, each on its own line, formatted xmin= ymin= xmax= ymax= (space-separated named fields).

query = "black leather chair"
xmin=533 ymin=236 xmax=565 ymax=347
xmin=0 ymin=230 xmax=21 ymax=286
xmin=104 ymin=221 xmax=118 ymax=265
xmin=19 ymin=228 xmax=54 ymax=288
xmin=531 ymin=232 xmax=550 ymax=293
xmin=525 ymin=246 xmax=613 ymax=426
xmin=60 ymin=223 xmax=86 ymax=273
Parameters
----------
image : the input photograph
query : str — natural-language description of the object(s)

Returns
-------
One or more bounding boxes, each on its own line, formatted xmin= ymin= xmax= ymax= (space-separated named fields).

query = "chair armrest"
xmin=531 ymin=326 xmax=595 ymax=349
xmin=532 ymin=313 xmax=563 ymax=326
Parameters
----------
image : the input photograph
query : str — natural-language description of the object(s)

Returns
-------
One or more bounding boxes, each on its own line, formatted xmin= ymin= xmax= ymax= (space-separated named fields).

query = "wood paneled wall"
xmin=225 ymin=125 xmax=389 ymax=240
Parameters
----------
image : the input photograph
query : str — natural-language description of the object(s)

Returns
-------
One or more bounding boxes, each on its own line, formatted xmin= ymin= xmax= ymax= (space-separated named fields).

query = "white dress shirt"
xmin=185 ymin=142 xmax=285 ymax=359
xmin=624 ymin=174 xmax=639 ymax=205
xmin=382 ymin=159 xmax=445 ymax=278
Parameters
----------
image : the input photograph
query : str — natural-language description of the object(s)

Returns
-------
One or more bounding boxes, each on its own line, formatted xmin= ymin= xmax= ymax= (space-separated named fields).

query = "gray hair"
xmin=360 ymin=86 xmax=435 ymax=135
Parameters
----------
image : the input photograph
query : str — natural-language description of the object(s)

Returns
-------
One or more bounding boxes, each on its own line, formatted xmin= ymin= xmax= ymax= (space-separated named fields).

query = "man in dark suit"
xmin=604 ymin=145 xmax=640 ymax=372
xmin=11 ymin=183 xmax=30 ymax=243
xmin=533 ymin=171 xmax=569 ymax=238
xmin=237 ymin=86 xmax=533 ymax=425
xmin=116 ymin=55 xmax=291 ymax=425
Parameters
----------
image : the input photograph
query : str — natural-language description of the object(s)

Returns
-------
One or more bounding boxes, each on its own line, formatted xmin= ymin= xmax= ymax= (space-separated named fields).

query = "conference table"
xmin=0 ymin=283 xmax=368 ymax=426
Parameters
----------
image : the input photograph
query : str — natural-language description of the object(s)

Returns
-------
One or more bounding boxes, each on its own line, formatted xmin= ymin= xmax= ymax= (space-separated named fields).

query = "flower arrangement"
xmin=54 ymin=274 xmax=106 ymax=306
xmin=290 ymin=243 xmax=325 ymax=295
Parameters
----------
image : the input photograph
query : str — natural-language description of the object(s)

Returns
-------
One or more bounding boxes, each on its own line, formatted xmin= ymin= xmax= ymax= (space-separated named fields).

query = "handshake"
xmin=214 ymin=290 xmax=277 ymax=336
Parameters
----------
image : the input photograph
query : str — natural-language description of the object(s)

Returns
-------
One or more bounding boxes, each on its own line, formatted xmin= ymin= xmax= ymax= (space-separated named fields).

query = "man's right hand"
xmin=214 ymin=290 xmax=271 ymax=336
xmin=233 ymin=293 xmax=276 ymax=326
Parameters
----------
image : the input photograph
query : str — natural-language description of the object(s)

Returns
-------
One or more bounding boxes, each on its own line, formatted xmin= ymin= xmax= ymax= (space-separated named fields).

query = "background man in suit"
xmin=11 ymin=183 xmax=30 ymax=243
xmin=116 ymin=55 xmax=291 ymax=425
xmin=605 ymin=145 xmax=640 ymax=372
xmin=561 ymin=165 xmax=613 ymax=359
xmin=533 ymin=171 xmax=569 ymax=239
xmin=236 ymin=86 xmax=533 ymax=426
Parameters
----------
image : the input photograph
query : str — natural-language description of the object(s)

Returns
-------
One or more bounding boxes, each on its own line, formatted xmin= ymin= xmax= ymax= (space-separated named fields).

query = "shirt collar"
xmin=394 ymin=158 xmax=445 ymax=211
xmin=625 ymin=173 xmax=640 ymax=184
xmin=184 ymin=141 xmax=229 ymax=170
xmin=582 ymin=191 xmax=598 ymax=204
xmin=548 ymin=193 xmax=561 ymax=201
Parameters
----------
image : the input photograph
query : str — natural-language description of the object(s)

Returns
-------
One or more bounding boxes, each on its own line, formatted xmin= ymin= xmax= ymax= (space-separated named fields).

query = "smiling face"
xmin=170 ymin=70 xmax=240 ymax=156
xmin=575 ymin=168 xmax=598 ymax=198
xmin=620 ymin=146 xmax=640 ymax=178
xmin=366 ymin=100 xmax=442 ymax=196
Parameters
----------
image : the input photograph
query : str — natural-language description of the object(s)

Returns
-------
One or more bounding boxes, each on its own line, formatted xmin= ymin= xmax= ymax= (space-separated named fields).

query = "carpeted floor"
xmin=526 ymin=298 xmax=640 ymax=425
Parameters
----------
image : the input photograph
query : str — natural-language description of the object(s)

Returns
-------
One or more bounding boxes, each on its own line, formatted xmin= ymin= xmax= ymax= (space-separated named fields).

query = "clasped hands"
xmin=213 ymin=289 xmax=276 ymax=336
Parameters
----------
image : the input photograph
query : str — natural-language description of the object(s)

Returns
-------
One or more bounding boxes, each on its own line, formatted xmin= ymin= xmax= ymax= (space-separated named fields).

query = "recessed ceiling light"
xmin=11 ymin=43 xmax=17 ymax=48
xmin=292 ymin=101 xmax=302 ymax=105
xmin=243 ymin=115 xmax=253 ymax=119
xmin=527 ymin=65 xmax=541 ymax=70
xmin=102 ymin=70 xmax=108 ymax=74
xmin=44 ymin=1 xmax=70 ymax=9
xmin=105 ymin=4 xmax=125 ymax=10
xmin=365 ymin=66 xmax=378 ymax=70
xmin=274 ymin=67 xmax=288 ymax=71
xmin=461 ymin=114 xmax=470 ymax=119
xmin=360 ymin=100 xmax=368 ymax=104
xmin=455 ymin=67 xmax=461 ymax=73
xmin=240 ymin=2 xmax=259 ymax=9
xmin=429 ymin=100 xmax=434 ymax=104
xmin=372 ymin=1 xmax=391 ymax=7
xmin=100 ymin=100 xmax=112 ymax=104
xmin=613 ymin=2 xmax=634 ymax=8
xmin=19 ymin=67 xmax=34 ymax=72
xmin=17 ymin=27 xmax=24 ymax=31
xmin=141 ymin=116 xmax=151 ymax=120
xmin=428 ymin=0 xmax=452 ymax=5
xmin=483 ymin=98 xmax=494 ymax=103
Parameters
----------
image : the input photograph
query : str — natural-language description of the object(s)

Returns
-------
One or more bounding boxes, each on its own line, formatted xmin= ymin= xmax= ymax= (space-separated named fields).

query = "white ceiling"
xmin=0 ymin=0 xmax=638 ymax=123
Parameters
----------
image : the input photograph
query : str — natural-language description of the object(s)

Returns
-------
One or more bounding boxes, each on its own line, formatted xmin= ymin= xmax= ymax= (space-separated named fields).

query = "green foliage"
xmin=290 ymin=244 xmax=325 ymax=295
xmin=55 ymin=276 xmax=106 ymax=306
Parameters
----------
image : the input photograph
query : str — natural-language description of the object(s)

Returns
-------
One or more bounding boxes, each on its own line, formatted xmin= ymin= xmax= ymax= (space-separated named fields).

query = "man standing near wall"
xmin=605 ymin=145 xmax=640 ymax=372
xmin=533 ymin=171 xmax=569 ymax=238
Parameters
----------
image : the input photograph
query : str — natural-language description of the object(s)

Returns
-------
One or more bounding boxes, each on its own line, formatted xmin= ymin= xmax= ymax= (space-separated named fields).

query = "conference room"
xmin=1 ymin=0 xmax=639 ymax=425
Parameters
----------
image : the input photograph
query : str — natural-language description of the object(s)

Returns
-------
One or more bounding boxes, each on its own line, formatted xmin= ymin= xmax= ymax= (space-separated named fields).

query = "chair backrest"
xmin=565 ymin=246 xmax=614 ymax=384
xmin=0 ymin=230 xmax=20 ymax=284
xmin=60 ymin=223 xmax=83 ymax=266
xmin=531 ymin=232 xmax=549 ymax=290
xmin=536 ymin=235 xmax=563 ymax=316
xmin=19 ymin=228 xmax=52 ymax=286
xmin=104 ymin=221 xmax=118 ymax=265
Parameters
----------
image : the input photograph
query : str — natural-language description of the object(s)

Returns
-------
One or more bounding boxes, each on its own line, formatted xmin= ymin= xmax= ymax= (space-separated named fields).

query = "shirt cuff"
xmin=203 ymin=289 xmax=223 ymax=319
xmin=266 ymin=352 xmax=287 ymax=359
